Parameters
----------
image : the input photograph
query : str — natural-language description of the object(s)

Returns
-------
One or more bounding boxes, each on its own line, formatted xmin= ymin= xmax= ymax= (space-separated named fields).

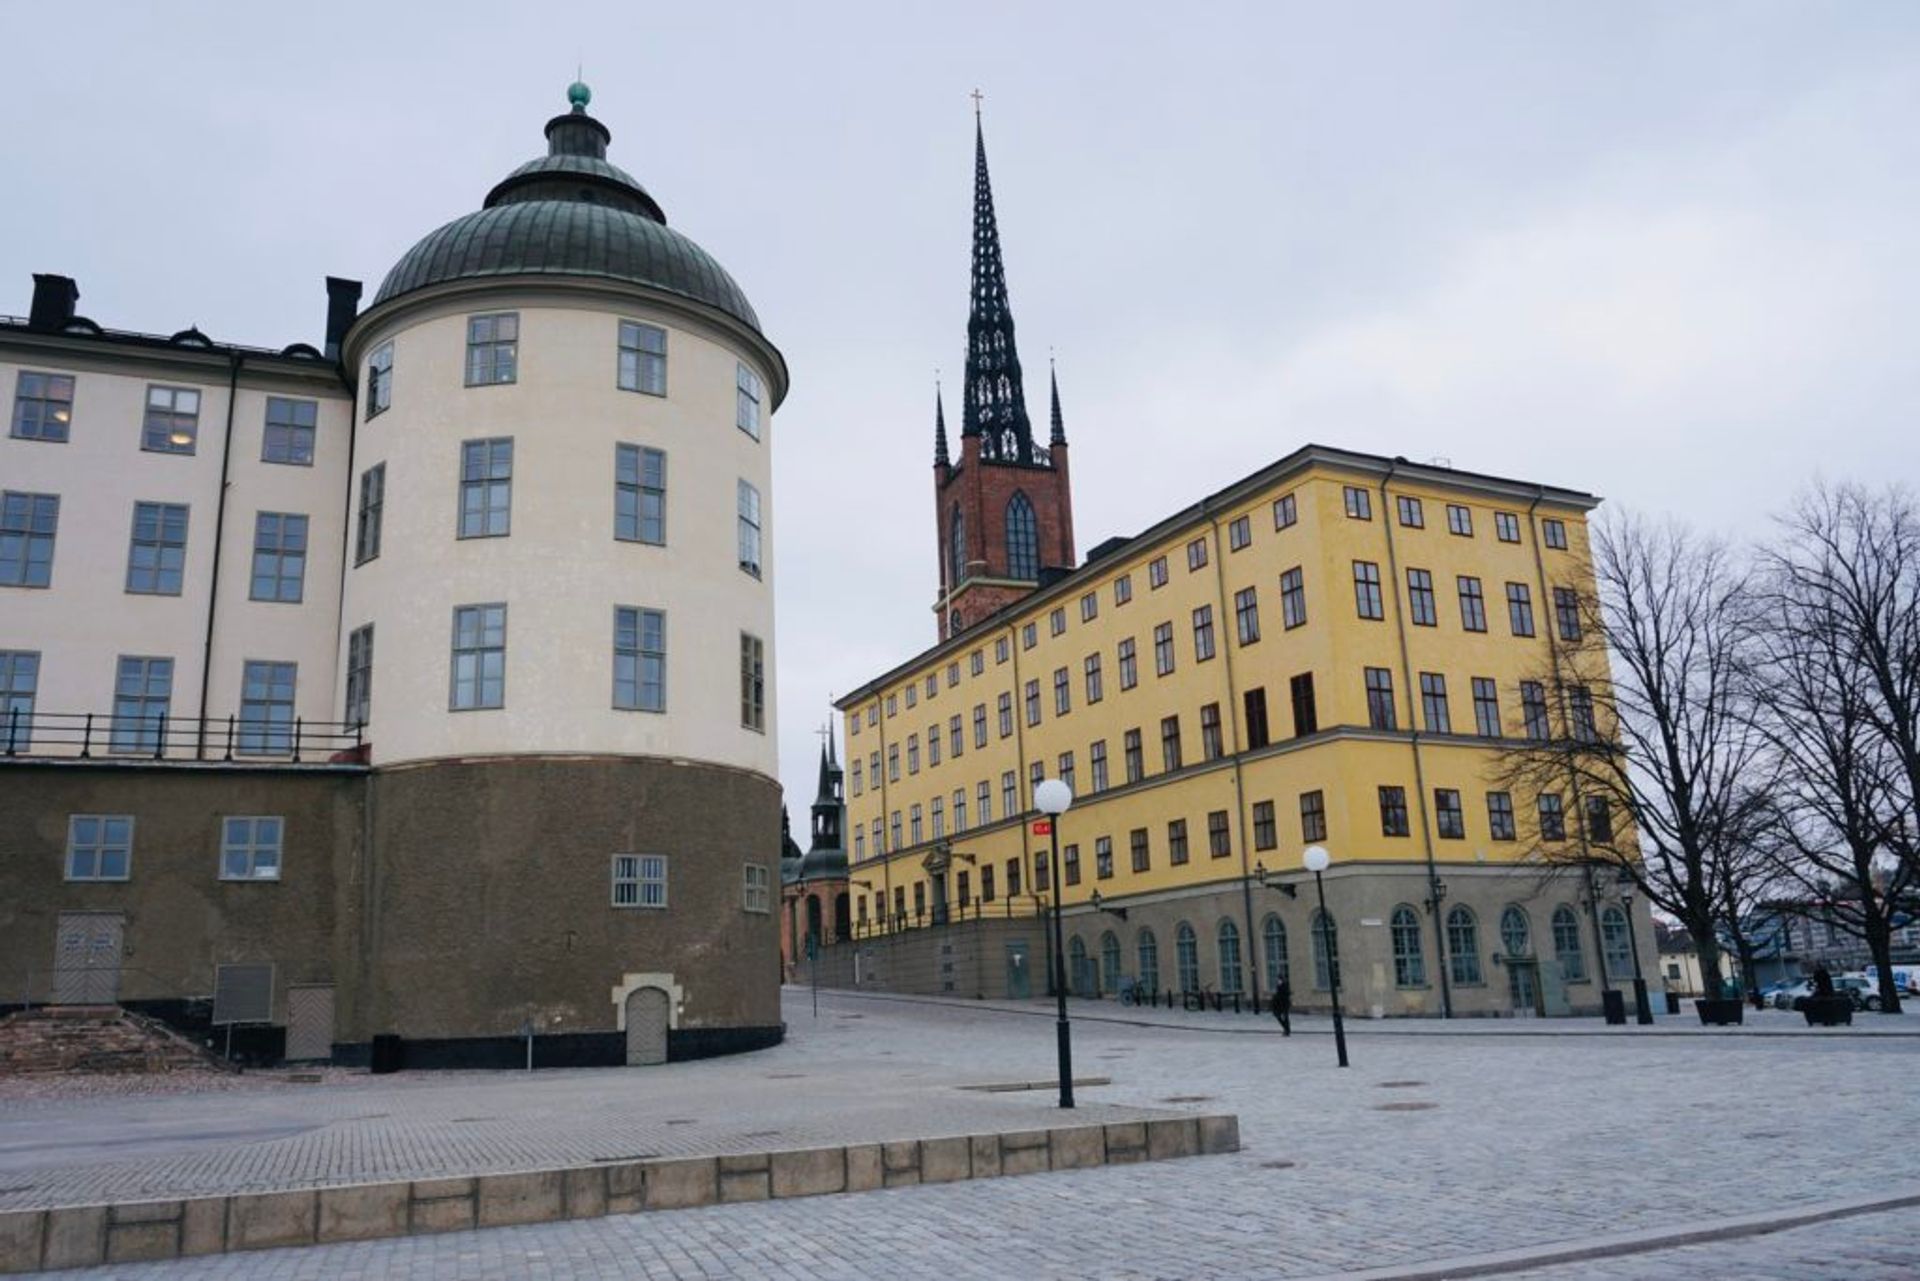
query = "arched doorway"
xmin=624 ymin=986 xmax=670 ymax=1066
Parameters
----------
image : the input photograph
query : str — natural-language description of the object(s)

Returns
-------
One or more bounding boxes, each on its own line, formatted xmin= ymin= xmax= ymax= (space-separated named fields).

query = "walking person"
xmin=1272 ymin=974 xmax=1292 ymax=1036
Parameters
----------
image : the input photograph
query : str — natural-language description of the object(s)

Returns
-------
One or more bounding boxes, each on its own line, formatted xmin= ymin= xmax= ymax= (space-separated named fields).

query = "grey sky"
xmin=4 ymin=2 xmax=1915 ymax=811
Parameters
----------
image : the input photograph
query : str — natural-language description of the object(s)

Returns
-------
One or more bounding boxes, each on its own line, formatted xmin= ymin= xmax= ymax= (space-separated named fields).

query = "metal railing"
xmin=845 ymin=893 xmax=1053 ymax=941
xmin=1 ymin=709 xmax=365 ymax=765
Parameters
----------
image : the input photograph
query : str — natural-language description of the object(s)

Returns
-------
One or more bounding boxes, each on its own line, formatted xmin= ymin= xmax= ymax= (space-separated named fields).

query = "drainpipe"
xmin=1379 ymin=460 xmax=1453 ymax=1017
xmin=194 ymin=352 xmax=243 ymax=758
xmin=1201 ymin=500 xmax=1263 ymax=997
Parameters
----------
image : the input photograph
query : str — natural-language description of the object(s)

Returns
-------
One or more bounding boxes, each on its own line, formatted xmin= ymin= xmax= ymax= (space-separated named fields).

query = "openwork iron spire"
xmin=1049 ymin=359 xmax=1066 ymax=446
xmin=933 ymin=382 xmax=950 ymax=466
xmin=963 ymin=111 xmax=1047 ymax=467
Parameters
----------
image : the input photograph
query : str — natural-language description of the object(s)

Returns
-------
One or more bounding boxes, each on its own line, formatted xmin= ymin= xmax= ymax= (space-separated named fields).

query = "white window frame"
xmin=613 ymin=853 xmax=668 ymax=908
xmin=743 ymin=863 xmax=771 ymax=913
xmin=66 ymin=814 xmax=134 ymax=882
xmin=220 ymin=815 xmax=284 ymax=882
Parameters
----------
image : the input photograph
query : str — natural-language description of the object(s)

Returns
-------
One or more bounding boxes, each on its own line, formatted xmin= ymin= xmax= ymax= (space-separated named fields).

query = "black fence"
xmin=2 ymin=710 xmax=365 ymax=764
xmin=845 ymin=894 xmax=1051 ymax=941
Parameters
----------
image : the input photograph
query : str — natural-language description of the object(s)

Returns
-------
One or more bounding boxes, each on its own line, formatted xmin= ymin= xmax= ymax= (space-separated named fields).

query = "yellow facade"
xmin=836 ymin=445 xmax=1602 ymax=953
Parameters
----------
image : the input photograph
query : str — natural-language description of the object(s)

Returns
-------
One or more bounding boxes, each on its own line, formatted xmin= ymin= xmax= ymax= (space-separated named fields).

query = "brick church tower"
xmin=932 ymin=111 xmax=1075 ymax=640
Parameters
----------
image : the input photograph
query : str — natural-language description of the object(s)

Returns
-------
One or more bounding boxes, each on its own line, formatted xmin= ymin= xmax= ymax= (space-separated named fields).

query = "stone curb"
xmin=0 ymin=1113 xmax=1239 ymax=1274
xmin=1293 ymin=1185 xmax=1920 ymax=1280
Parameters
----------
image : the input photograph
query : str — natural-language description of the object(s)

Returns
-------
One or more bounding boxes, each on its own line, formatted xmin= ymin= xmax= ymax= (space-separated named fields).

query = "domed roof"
xmin=371 ymin=85 xmax=764 ymax=335
xmin=797 ymin=845 xmax=848 ymax=883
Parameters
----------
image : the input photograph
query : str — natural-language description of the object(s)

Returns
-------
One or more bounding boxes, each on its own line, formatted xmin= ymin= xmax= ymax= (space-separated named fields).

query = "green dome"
xmin=568 ymin=80 xmax=591 ymax=109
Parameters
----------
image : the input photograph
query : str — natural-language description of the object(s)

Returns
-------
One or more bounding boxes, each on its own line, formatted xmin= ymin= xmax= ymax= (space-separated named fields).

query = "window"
xmin=1300 ymin=790 xmax=1327 ymax=843
xmin=1312 ymin=910 xmax=1340 ymax=989
xmin=1543 ymin=518 xmax=1569 ymax=550
xmin=926 ymin=725 xmax=940 ymax=766
xmin=1252 ymin=800 xmax=1276 ymax=850
xmin=1084 ymin=654 xmax=1103 ymax=704
xmin=1447 ymin=906 xmax=1482 ymax=985
xmin=459 ymin=439 xmax=513 ymax=538
xmin=465 ymin=312 xmax=518 ymax=385
xmin=612 ymin=854 xmax=668 ymax=908
xmin=1379 ymin=785 xmax=1410 ymax=837
xmin=906 ymin=735 xmax=920 ymax=775
xmin=249 ymin=512 xmax=308 ymax=603
xmin=1056 ymin=751 xmax=1075 ymax=794
xmin=1002 ymin=770 xmax=1018 ymax=816
xmin=239 ymin=659 xmax=297 ymax=753
xmin=1191 ymin=606 xmax=1216 ymax=662
xmin=1218 ymin=920 xmax=1245 ymax=994
xmin=980 ymin=864 xmax=993 ymax=901
xmin=1457 ymin=576 xmax=1487 ymax=632
xmin=1005 ymin=492 xmax=1038 ymax=579
xmin=949 ymin=714 xmax=963 ymax=757
xmin=0 ymin=491 xmax=59 ymax=587
xmin=1554 ymin=587 xmax=1582 ymax=641
xmin=1406 ymin=569 xmax=1437 ymax=627
xmin=142 ymin=385 xmax=200 ymax=453
xmin=998 ymin=692 xmax=1013 ymax=737
xmin=1391 ymin=906 xmax=1425 ymax=986
xmin=1506 ymin=583 xmax=1535 ymax=637
xmin=1153 ymin=622 xmax=1176 ymax=676
xmin=1553 ymin=906 xmax=1587 ymax=982
xmin=1521 ymin=681 xmax=1550 ymax=740
xmin=1138 ymin=928 xmax=1161 ymax=991
xmin=614 ymin=607 xmax=667 ymax=712
xmin=931 ymin=798 xmax=944 ymax=838
xmin=1148 ymin=555 xmax=1168 ymax=589
xmin=1234 ymin=587 xmax=1260 ymax=645
xmin=616 ymin=445 xmax=667 ymax=544
xmin=1186 ymin=537 xmax=1208 ymax=571
xmin=262 ymin=397 xmax=317 ymax=465
xmin=1021 ymin=623 xmax=1037 ymax=650
xmin=1053 ymin=667 xmax=1071 ymax=716
xmin=743 ymin=864 xmax=771 ymax=913
xmin=1078 ymin=592 xmax=1099 ymax=625
xmin=1538 ymin=793 xmax=1566 ymax=841
xmin=735 ymin=362 xmax=764 ymax=438
xmin=66 ymin=816 xmax=132 ymax=881
xmin=1114 ymin=573 xmax=1133 ymax=605
xmin=1130 ymin=827 xmax=1151 ymax=873
xmin=1420 ymin=672 xmax=1451 ymax=733
xmin=11 ymin=371 xmax=74 ymax=441
xmin=1228 ymin=515 xmax=1251 ymax=551
xmin=1124 ymin=729 xmax=1144 ymax=783
xmin=887 ymin=744 xmax=900 ymax=781
xmin=1168 ymin=818 xmax=1190 ymax=865
xmin=851 ymin=761 xmax=864 ymax=797
xmin=910 ymin=804 xmax=923 ymax=844
xmin=1099 ymin=931 xmax=1120 ymax=993
xmin=1064 ymin=843 xmax=1082 ymax=886
xmin=1396 ymin=495 xmax=1424 ymax=528
xmin=1495 ymin=511 xmax=1521 ymax=543
xmin=1176 ymin=923 xmax=1200 ymax=993
xmin=1601 ymin=906 xmax=1632 ymax=980
xmin=973 ymin=704 xmax=987 ymax=747
xmin=1161 ymin=715 xmax=1183 ymax=771
xmin=1365 ymin=667 xmax=1397 ymax=731
xmin=366 ymin=343 xmax=393 ymax=419
xmin=995 ymin=637 xmax=1009 ymax=664
xmin=1343 ymin=486 xmax=1372 ymax=520
xmin=1472 ymin=678 xmax=1501 ymax=737
xmin=345 ymin=624 xmax=373 ymax=726
xmin=1352 ymin=561 xmax=1384 ymax=620
xmin=1025 ymin=679 xmax=1041 ymax=726
xmin=1118 ymin=638 xmax=1138 ymax=689
xmin=737 ymin=480 xmax=762 ymax=576
xmin=1584 ymin=795 xmax=1614 ymax=843
xmin=971 ymin=649 xmax=985 ymax=676
xmin=617 ymin=320 xmax=667 ymax=394
xmin=352 ymin=463 xmax=384 ymax=565
xmin=1005 ymin=854 xmax=1019 ymax=896
xmin=1434 ymin=788 xmax=1465 ymax=839
xmin=0 ymin=650 xmax=39 ymax=749
xmin=1446 ymin=504 xmax=1472 ymax=537
xmin=111 ymin=656 xmax=173 ymax=754
xmin=1500 ymin=906 xmax=1530 ymax=958
xmin=221 ymin=816 xmax=283 ymax=881
xmin=1273 ymin=492 xmax=1297 ymax=529
xmin=1207 ymin=810 xmax=1231 ymax=858
xmin=954 ymin=786 xmax=968 ymax=832
xmin=1290 ymin=673 xmax=1317 ymax=736
xmin=451 ymin=605 xmax=506 ymax=710
xmin=1200 ymin=702 xmax=1224 ymax=760
xmin=1050 ymin=606 xmax=1067 ymax=637
xmin=1569 ymin=685 xmax=1597 ymax=741
xmin=1090 ymin=740 xmax=1108 ymax=792
xmin=126 ymin=502 xmax=188 ymax=595
xmin=1263 ymin=915 xmax=1289 ymax=985
xmin=890 ymin=810 xmax=902 ymax=849
xmin=1244 ymin=687 xmax=1269 ymax=749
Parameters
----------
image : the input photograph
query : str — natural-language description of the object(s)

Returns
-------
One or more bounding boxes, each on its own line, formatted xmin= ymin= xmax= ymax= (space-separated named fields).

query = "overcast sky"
xmin=4 ymin=2 xmax=1916 ymax=811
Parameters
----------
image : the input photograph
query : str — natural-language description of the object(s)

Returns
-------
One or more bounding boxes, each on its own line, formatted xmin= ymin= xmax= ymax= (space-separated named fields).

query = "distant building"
xmin=781 ymin=732 xmax=851 ymax=978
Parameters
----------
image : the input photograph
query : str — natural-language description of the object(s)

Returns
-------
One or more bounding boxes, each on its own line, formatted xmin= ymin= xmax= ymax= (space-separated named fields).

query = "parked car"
xmin=1841 ymin=972 xmax=1892 ymax=1012
xmin=1759 ymin=979 xmax=1800 ymax=1006
xmin=1773 ymin=976 xmax=1872 ymax=1011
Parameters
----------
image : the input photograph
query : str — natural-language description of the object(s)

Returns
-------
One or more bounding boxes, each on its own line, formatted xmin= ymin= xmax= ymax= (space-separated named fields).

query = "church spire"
xmin=963 ymin=106 xmax=1043 ymax=466
xmin=1049 ymin=359 xmax=1066 ymax=447
xmin=933 ymin=381 xmax=950 ymax=467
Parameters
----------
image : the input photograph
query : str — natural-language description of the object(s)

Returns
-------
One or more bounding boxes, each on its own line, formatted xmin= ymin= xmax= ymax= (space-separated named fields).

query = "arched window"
xmin=1100 ymin=931 xmax=1122 ymax=995
xmin=1217 ymin=919 xmax=1244 ymax=995
xmin=949 ymin=505 xmax=966 ymax=590
xmin=1447 ymin=905 xmax=1483 ymax=986
xmin=1137 ymin=928 xmax=1160 ymax=993
xmin=1262 ymin=914 xmax=1289 ymax=986
xmin=1601 ymin=906 xmax=1633 ymax=981
xmin=1175 ymin=922 xmax=1200 ymax=994
xmin=1311 ymin=910 xmax=1340 ymax=990
xmin=834 ymin=893 xmax=851 ymax=939
xmin=1552 ymin=905 xmax=1587 ymax=982
xmin=1499 ymin=905 xmax=1531 ymax=958
xmin=1005 ymin=491 xmax=1039 ymax=580
xmin=1391 ymin=905 xmax=1425 ymax=987
xmin=1068 ymin=935 xmax=1092 ymax=997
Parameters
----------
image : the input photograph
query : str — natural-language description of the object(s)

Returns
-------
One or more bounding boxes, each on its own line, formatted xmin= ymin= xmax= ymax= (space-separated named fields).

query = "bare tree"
xmin=1500 ymin=513 xmax=1773 ymax=998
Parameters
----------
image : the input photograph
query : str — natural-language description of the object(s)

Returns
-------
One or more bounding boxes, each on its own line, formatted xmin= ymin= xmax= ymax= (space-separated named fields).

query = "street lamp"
xmin=1302 ymin=845 xmax=1348 ymax=1068
xmin=1252 ymin=861 xmax=1299 ymax=899
xmin=1617 ymin=870 xmax=1653 ymax=1025
xmin=1035 ymin=778 xmax=1076 ymax=1109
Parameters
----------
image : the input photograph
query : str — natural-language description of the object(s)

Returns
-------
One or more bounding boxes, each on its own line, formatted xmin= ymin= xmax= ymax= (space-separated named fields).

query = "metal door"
xmin=1005 ymin=941 xmax=1031 ymax=999
xmin=624 ymin=987 xmax=669 ymax=1066
xmin=53 ymin=913 xmax=123 ymax=1004
xmin=286 ymin=985 xmax=335 ymax=1061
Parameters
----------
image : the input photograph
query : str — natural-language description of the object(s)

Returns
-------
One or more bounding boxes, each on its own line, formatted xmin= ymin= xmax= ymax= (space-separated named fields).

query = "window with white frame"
xmin=221 ymin=816 xmax=283 ymax=881
xmin=366 ymin=342 xmax=393 ymax=419
xmin=345 ymin=625 xmax=373 ymax=727
xmin=743 ymin=863 xmax=771 ymax=913
xmin=737 ymin=480 xmax=762 ymax=575
xmin=736 ymin=363 xmax=763 ymax=439
xmin=465 ymin=312 xmax=518 ymax=386
xmin=740 ymin=633 xmax=765 ymax=731
xmin=618 ymin=320 xmax=667 ymax=395
xmin=615 ymin=607 xmax=666 ymax=712
xmin=142 ymin=385 xmax=200 ymax=454
xmin=0 ymin=650 xmax=38 ymax=749
xmin=66 ymin=815 xmax=133 ymax=881
xmin=613 ymin=853 xmax=667 ymax=907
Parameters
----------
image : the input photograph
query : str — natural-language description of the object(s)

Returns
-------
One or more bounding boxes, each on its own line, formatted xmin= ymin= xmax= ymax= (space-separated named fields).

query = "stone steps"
xmin=0 ymin=1007 xmax=225 ymax=1076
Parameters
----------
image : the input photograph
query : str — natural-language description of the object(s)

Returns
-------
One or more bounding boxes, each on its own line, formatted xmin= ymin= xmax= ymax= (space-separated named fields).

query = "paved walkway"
xmin=25 ymin=987 xmax=1920 ymax=1278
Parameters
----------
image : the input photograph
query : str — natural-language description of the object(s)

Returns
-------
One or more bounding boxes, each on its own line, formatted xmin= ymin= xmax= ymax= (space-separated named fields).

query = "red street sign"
xmin=1031 ymin=820 xmax=1052 ymax=836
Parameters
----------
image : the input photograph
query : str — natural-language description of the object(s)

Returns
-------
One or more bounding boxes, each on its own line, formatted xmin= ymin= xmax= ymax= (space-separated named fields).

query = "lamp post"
xmin=1035 ymin=778 xmax=1076 ymax=1109
xmin=1302 ymin=845 xmax=1348 ymax=1068
xmin=1618 ymin=871 xmax=1653 ymax=1025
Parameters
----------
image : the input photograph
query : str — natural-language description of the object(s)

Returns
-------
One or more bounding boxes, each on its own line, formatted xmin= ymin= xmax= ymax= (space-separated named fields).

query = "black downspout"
xmin=194 ymin=352 xmax=243 ymax=758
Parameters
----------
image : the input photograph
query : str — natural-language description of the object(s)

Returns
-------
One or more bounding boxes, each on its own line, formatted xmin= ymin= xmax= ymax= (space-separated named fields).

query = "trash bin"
xmin=1664 ymin=991 xmax=1681 ymax=1016
xmin=370 ymin=1033 xmax=404 ymax=1074
xmin=1602 ymin=990 xmax=1627 ymax=1025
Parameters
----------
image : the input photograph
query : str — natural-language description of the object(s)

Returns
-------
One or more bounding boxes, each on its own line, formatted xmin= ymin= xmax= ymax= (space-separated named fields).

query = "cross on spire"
xmin=970 ymin=88 xmax=984 ymax=117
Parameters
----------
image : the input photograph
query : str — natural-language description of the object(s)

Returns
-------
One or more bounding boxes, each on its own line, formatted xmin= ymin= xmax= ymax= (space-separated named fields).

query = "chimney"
xmin=324 ymin=277 xmax=362 ymax=361
xmin=29 ymin=274 xmax=79 ymax=331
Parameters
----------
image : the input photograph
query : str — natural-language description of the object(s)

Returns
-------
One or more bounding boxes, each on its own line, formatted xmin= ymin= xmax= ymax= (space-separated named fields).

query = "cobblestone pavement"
xmin=43 ymin=987 xmax=1920 ymax=1279
xmin=1501 ymin=1204 xmax=1920 ymax=1279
